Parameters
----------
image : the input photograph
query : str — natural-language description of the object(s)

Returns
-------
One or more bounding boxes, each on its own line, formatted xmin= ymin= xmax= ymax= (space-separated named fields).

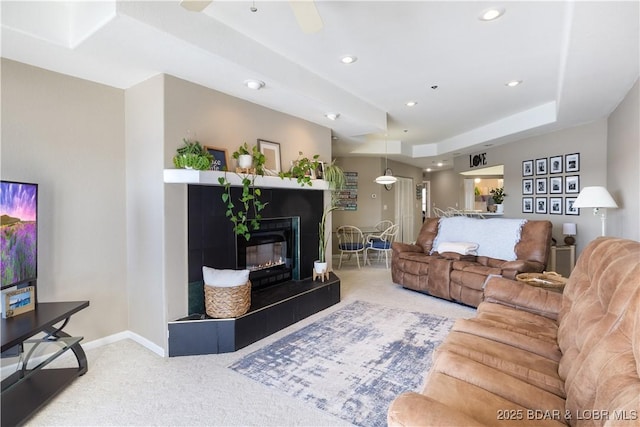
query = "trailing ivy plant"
xmin=217 ymin=143 xmax=267 ymax=240
xmin=278 ymin=152 xmax=320 ymax=187
xmin=173 ymin=138 xmax=213 ymax=170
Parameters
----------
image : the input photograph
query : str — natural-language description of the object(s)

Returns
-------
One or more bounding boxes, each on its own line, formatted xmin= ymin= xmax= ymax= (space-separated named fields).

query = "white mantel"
xmin=163 ymin=169 xmax=329 ymax=190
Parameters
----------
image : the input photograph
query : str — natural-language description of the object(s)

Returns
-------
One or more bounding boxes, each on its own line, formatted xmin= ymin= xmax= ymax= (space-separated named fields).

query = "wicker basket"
xmin=516 ymin=271 xmax=567 ymax=290
xmin=204 ymin=281 xmax=251 ymax=318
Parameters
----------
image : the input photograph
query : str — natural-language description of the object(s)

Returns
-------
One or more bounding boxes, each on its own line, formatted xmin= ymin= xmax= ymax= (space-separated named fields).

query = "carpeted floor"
xmin=25 ymin=264 xmax=476 ymax=426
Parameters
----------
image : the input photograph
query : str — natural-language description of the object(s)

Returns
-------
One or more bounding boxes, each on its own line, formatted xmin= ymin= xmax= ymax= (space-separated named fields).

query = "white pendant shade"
xmin=375 ymin=175 xmax=398 ymax=185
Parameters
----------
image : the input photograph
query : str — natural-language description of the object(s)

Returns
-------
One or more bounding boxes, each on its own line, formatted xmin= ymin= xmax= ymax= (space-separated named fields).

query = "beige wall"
xmin=1 ymin=59 xmax=128 ymax=341
xmin=125 ymin=74 xmax=167 ymax=351
xmin=607 ymin=79 xmax=639 ymax=241
xmin=332 ymin=156 xmax=424 ymax=246
xmin=450 ymin=120 xmax=608 ymax=253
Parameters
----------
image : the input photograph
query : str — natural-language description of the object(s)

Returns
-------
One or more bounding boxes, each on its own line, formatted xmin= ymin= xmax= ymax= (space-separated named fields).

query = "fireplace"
xmin=236 ymin=217 xmax=300 ymax=290
xmin=187 ymin=185 xmax=323 ymax=315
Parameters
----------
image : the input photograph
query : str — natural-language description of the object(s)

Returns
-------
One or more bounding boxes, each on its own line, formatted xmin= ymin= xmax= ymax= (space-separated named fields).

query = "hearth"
xmin=237 ymin=217 xmax=300 ymax=290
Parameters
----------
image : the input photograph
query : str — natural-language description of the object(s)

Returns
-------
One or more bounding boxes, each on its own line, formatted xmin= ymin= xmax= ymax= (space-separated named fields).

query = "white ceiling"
xmin=2 ymin=1 xmax=638 ymax=171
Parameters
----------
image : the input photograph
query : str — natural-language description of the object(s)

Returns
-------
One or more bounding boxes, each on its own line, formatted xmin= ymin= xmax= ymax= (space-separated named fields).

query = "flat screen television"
xmin=1 ymin=180 xmax=38 ymax=290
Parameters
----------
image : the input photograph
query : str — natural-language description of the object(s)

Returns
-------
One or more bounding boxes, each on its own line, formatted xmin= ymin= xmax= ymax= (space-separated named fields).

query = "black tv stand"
xmin=1 ymin=301 xmax=89 ymax=426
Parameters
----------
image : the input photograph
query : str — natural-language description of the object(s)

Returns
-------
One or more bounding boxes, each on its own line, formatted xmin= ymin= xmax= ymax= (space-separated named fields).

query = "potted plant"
xmin=233 ymin=142 xmax=254 ymax=170
xmin=173 ymin=138 xmax=213 ymax=170
xmin=278 ymin=152 xmax=320 ymax=187
xmin=490 ymin=187 xmax=506 ymax=213
xmin=323 ymin=160 xmax=346 ymax=195
xmin=218 ymin=143 xmax=267 ymax=240
xmin=314 ymin=160 xmax=345 ymax=278
xmin=315 ymin=204 xmax=337 ymax=277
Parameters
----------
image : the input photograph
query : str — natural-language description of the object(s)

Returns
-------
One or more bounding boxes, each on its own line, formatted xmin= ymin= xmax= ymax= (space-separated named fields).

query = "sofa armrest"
xmin=388 ymin=392 xmax=486 ymax=427
xmin=392 ymin=241 xmax=424 ymax=255
xmin=500 ymin=260 xmax=546 ymax=279
xmin=484 ymin=276 xmax=562 ymax=320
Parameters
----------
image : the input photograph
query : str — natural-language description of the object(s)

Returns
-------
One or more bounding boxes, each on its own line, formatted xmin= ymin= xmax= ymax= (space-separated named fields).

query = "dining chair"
xmin=336 ymin=226 xmax=366 ymax=269
xmin=364 ymin=224 xmax=400 ymax=269
xmin=374 ymin=220 xmax=393 ymax=232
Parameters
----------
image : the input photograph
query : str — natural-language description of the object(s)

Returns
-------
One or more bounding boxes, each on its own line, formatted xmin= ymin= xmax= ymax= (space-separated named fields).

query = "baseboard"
xmin=81 ymin=330 xmax=166 ymax=357
xmin=1 ymin=330 xmax=165 ymax=379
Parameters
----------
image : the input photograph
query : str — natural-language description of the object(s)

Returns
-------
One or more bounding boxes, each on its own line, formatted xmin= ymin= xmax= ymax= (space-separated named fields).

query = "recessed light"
xmin=479 ymin=8 xmax=505 ymax=21
xmin=437 ymin=162 xmax=443 ymax=167
xmin=340 ymin=55 xmax=357 ymax=64
xmin=505 ymin=80 xmax=522 ymax=87
xmin=426 ymin=168 xmax=432 ymax=172
xmin=325 ymin=112 xmax=340 ymax=120
xmin=406 ymin=101 xmax=418 ymax=107
xmin=244 ymin=79 xmax=265 ymax=90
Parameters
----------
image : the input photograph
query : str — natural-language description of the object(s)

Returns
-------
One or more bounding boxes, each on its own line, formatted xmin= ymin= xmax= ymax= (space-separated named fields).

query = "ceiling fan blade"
xmin=289 ymin=0 xmax=323 ymax=34
xmin=180 ymin=0 xmax=213 ymax=12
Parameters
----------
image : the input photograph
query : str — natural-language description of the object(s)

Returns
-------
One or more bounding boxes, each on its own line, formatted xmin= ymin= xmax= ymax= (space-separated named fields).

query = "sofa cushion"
xmin=438 ymin=331 xmax=565 ymax=398
xmin=453 ymin=317 xmax=561 ymax=361
xmin=423 ymin=351 xmax=567 ymax=426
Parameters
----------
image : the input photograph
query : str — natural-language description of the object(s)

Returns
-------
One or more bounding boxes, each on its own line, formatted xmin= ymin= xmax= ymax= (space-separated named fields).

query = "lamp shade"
xmin=572 ymin=186 xmax=618 ymax=208
xmin=562 ymin=223 xmax=577 ymax=236
xmin=375 ymin=175 xmax=398 ymax=185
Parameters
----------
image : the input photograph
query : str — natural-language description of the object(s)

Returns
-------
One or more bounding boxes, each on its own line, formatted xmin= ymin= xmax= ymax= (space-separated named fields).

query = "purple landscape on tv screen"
xmin=1 ymin=181 xmax=38 ymax=289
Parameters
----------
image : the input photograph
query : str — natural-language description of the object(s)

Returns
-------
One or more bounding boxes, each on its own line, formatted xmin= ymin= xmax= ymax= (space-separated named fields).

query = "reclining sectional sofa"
xmin=391 ymin=216 xmax=552 ymax=307
xmin=388 ymin=236 xmax=640 ymax=426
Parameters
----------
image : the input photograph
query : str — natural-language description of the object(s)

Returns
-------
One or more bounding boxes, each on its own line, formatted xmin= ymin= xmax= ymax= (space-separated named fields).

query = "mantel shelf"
xmin=163 ymin=169 xmax=329 ymax=190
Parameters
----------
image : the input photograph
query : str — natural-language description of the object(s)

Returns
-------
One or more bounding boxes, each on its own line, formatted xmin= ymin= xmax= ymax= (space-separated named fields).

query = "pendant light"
xmin=375 ymin=134 xmax=397 ymax=185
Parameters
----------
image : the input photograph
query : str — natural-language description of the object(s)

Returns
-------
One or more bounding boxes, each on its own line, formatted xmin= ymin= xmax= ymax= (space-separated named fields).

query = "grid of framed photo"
xmin=521 ymin=153 xmax=580 ymax=215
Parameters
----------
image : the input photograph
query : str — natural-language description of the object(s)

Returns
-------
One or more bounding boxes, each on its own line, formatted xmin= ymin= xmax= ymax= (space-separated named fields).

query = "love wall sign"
xmin=469 ymin=153 xmax=487 ymax=168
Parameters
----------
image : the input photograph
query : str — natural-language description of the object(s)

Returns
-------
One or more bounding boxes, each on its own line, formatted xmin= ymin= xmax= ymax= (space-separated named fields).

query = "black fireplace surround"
xmin=187 ymin=185 xmax=323 ymax=314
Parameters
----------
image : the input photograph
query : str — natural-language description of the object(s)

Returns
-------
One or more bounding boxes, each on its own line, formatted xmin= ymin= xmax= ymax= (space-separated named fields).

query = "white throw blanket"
xmin=436 ymin=241 xmax=479 ymax=255
xmin=431 ymin=217 xmax=527 ymax=261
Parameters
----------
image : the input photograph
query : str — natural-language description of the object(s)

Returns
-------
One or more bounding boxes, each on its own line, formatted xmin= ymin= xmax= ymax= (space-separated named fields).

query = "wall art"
xmin=535 ymin=197 xmax=548 ymax=214
xmin=549 ymin=197 xmax=563 ymax=215
xmin=549 ymin=177 xmax=563 ymax=194
xmin=565 ymin=153 xmax=580 ymax=172
xmin=536 ymin=178 xmax=547 ymax=194
xmin=535 ymin=158 xmax=548 ymax=175
xmin=565 ymin=197 xmax=579 ymax=215
xmin=549 ymin=155 xmax=563 ymax=174
xmin=565 ymin=175 xmax=580 ymax=194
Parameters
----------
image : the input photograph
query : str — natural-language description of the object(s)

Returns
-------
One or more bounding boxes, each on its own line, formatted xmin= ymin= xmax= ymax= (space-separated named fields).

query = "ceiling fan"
xmin=179 ymin=0 xmax=323 ymax=34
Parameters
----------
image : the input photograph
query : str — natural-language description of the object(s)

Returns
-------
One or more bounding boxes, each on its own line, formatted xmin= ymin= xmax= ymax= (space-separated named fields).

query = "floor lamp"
xmin=572 ymin=186 xmax=618 ymax=236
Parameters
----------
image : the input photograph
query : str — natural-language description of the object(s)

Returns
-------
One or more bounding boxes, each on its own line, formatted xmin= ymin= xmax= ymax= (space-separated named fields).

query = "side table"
xmin=549 ymin=245 xmax=576 ymax=275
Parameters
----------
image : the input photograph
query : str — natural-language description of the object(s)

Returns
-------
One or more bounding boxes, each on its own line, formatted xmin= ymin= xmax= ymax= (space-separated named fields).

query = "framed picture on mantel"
xmin=258 ymin=139 xmax=282 ymax=174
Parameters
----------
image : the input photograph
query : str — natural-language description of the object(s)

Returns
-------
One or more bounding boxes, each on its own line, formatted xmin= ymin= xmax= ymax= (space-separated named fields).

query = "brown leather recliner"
xmin=388 ymin=237 xmax=640 ymax=426
xmin=391 ymin=217 xmax=552 ymax=307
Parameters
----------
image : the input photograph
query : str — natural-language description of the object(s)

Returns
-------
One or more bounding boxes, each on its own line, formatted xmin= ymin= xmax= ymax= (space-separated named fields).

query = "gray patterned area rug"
xmin=229 ymin=300 xmax=455 ymax=427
